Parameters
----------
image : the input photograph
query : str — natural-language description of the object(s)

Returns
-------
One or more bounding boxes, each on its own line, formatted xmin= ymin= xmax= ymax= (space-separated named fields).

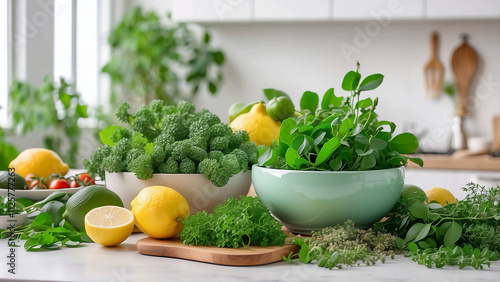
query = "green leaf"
xmin=213 ymin=51 xmax=224 ymax=65
xmin=59 ymin=93 xmax=72 ymax=108
xmin=76 ymin=104 xmax=88 ymax=118
xmin=208 ymin=82 xmax=217 ymax=94
xmin=444 ymin=222 xmax=462 ymax=248
xmin=359 ymin=74 xmax=384 ymax=92
xmin=279 ymin=119 xmax=297 ymax=147
xmin=36 ymin=192 xmax=66 ymax=206
xmin=388 ymin=133 xmax=419 ymax=154
xmin=315 ymin=137 xmax=340 ymax=166
xmin=356 ymin=98 xmax=373 ymax=109
xmin=313 ymin=131 xmax=326 ymax=146
xmin=329 ymin=158 xmax=342 ymax=171
xmin=360 ymin=154 xmax=376 ymax=170
xmin=203 ymin=31 xmax=211 ymax=43
xmin=409 ymin=157 xmax=424 ymax=167
xmin=321 ymin=88 xmax=343 ymax=109
xmin=414 ymin=224 xmax=431 ymax=242
xmin=405 ymin=223 xmax=425 ymax=243
xmin=342 ymin=71 xmax=361 ymax=91
xmin=263 ymin=89 xmax=290 ymax=101
xmin=300 ymin=91 xmax=319 ymax=113
xmin=99 ymin=126 xmax=123 ymax=147
xmin=376 ymin=121 xmax=396 ymax=133
xmin=408 ymin=242 xmax=418 ymax=252
xmin=228 ymin=102 xmax=257 ymax=123
xmin=64 ymin=240 xmax=81 ymax=248
xmin=40 ymin=201 xmax=65 ymax=225
xmin=285 ymin=147 xmax=299 ymax=168
xmin=370 ymin=138 xmax=387 ymax=150
xmin=409 ymin=202 xmax=429 ymax=220
xmin=339 ymin=117 xmax=354 ymax=138
xmin=258 ymin=148 xmax=273 ymax=166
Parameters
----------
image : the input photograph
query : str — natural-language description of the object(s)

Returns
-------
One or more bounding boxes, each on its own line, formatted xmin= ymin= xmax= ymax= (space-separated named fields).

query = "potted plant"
xmin=84 ymin=100 xmax=259 ymax=213
xmin=252 ymin=63 xmax=423 ymax=234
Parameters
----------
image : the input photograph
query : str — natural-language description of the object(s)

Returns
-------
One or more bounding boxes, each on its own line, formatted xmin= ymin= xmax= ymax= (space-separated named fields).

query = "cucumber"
xmin=0 ymin=171 xmax=28 ymax=189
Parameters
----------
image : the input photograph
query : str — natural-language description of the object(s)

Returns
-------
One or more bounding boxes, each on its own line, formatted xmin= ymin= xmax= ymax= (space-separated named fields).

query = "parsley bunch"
xmin=180 ymin=196 xmax=287 ymax=248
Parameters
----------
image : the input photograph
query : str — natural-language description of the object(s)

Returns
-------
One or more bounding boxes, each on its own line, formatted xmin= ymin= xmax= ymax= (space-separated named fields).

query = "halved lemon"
xmin=84 ymin=206 xmax=135 ymax=246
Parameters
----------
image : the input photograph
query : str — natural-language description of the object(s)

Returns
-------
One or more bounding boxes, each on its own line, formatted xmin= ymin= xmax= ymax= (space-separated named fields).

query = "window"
xmin=0 ymin=1 xmax=10 ymax=127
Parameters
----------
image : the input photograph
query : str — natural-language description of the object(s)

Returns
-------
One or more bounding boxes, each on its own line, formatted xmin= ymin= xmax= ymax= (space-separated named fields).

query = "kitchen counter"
xmin=1 ymin=234 xmax=499 ymax=282
xmin=408 ymin=153 xmax=500 ymax=171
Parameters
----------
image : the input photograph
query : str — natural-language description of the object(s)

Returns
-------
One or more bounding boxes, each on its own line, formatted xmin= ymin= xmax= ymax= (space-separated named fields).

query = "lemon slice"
xmin=84 ymin=206 xmax=135 ymax=246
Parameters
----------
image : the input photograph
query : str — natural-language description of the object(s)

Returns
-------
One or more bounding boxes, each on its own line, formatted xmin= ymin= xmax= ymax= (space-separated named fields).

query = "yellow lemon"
xmin=425 ymin=187 xmax=457 ymax=206
xmin=229 ymin=102 xmax=281 ymax=147
xmin=131 ymin=186 xmax=189 ymax=239
xmin=84 ymin=206 xmax=135 ymax=247
xmin=9 ymin=148 xmax=69 ymax=179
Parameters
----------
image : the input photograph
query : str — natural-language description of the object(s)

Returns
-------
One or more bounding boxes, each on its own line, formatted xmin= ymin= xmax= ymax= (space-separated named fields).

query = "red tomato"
xmin=49 ymin=179 xmax=70 ymax=189
xmin=70 ymin=180 xmax=80 ymax=188
xmin=30 ymin=179 xmax=47 ymax=189
xmin=78 ymin=173 xmax=96 ymax=185
xmin=25 ymin=173 xmax=37 ymax=188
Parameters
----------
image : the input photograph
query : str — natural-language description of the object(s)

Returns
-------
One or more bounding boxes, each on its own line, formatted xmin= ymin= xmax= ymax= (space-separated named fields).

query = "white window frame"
xmin=0 ymin=0 xmax=12 ymax=128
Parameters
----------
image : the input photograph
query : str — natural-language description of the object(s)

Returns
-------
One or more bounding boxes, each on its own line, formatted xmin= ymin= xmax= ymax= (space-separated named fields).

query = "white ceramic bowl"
xmin=105 ymin=171 xmax=252 ymax=213
xmin=0 ymin=212 xmax=27 ymax=230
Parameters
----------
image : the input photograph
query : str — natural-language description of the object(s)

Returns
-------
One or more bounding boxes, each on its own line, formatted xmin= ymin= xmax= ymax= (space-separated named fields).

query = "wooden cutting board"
xmin=136 ymin=237 xmax=299 ymax=266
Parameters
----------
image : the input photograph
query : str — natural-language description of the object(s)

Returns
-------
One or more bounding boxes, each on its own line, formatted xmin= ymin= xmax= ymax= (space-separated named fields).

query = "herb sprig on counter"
xmin=375 ymin=183 xmax=500 ymax=269
xmin=285 ymin=220 xmax=397 ymax=269
xmin=180 ymin=196 xmax=287 ymax=248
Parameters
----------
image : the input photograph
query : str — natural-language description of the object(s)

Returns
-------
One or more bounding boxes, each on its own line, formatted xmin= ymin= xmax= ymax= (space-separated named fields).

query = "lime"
xmin=0 ymin=171 xmax=27 ymax=189
xmin=62 ymin=185 xmax=124 ymax=232
xmin=85 ymin=206 xmax=134 ymax=246
xmin=266 ymin=97 xmax=295 ymax=122
xmin=401 ymin=184 xmax=427 ymax=203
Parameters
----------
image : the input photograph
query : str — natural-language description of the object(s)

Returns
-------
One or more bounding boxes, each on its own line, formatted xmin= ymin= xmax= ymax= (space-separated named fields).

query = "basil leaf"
xmin=409 ymin=202 xmax=429 ymax=220
xmin=359 ymin=74 xmax=384 ymax=92
xmin=315 ymin=137 xmax=340 ymax=166
xmin=300 ymin=91 xmax=319 ymax=113
xmin=444 ymin=222 xmax=462 ymax=248
xmin=414 ymin=224 xmax=431 ymax=242
xmin=342 ymin=71 xmax=361 ymax=91
xmin=285 ymin=147 xmax=299 ymax=168
xmin=321 ymin=88 xmax=343 ymax=109
xmin=388 ymin=133 xmax=419 ymax=154
xmin=279 ymin=119 xmax=297 ymax=146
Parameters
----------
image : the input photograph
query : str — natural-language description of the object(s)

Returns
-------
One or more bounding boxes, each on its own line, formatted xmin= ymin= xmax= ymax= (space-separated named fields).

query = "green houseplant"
xmin=252 ymin=63 xmax=423 ymax=233
xmin=103 ymin=7 xmax=225 ymax=107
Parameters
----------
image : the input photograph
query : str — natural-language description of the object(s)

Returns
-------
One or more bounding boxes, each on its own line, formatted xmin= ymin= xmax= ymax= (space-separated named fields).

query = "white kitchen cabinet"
xmin=172 ymin=0 xmax=252 ymax=22
xmin=332 ymin=0 xmax=424 ymax=20
xmin=254 ymin=0 xmax=330 ymax=21
xmin=405 ymin=168 xmax=500 ymax=200
xmin=427 ymin=0 xmax=500 ymax=19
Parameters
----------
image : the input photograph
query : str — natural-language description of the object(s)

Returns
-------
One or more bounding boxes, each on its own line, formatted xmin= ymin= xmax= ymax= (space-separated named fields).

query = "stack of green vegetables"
xmin=84 ymin=100 xmax=259 ymax=187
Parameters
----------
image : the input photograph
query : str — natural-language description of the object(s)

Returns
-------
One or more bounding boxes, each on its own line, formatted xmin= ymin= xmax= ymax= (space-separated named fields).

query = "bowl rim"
xmin=105 ymin=170 xmax=251 ymax=177
xmin=252 ymin=165 xmax=404 ymax=174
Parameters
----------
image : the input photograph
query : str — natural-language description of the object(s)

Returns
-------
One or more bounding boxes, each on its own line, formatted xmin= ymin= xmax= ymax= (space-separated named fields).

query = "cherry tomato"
xmin=30 ymin=179 xmax=47 ymax=189
xmin=70 ymin=180 xmax=80 ymax=188
xmin=25 ymin=173 xmax=37 ymax=188
xmin=78 ymin=173 xmax=96 ymax=185
xmin=49 ymin=179 xmax=70 ymax=189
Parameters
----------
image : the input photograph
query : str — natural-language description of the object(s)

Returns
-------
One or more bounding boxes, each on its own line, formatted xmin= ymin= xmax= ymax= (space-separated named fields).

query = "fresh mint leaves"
xmin=258 ymin=62 xmax=422 ymax=171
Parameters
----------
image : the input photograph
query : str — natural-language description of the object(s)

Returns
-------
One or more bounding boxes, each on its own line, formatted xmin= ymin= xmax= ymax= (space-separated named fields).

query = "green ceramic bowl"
xmin=252 ymin=165 xmax=405 ymax=234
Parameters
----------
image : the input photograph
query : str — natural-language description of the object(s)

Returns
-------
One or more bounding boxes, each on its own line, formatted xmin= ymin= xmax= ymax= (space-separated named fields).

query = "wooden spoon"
xmin=424 ymin=31 xmax=445 ymax=99
xmin=451 ymin=34 xmax=478 ymax=118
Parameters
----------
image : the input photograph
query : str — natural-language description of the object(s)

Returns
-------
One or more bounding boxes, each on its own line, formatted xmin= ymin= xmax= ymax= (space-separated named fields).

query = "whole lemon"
xmin=9 ymin=148 xmax=69 ymax=179
xmin=425 ymin=187 xmax=457 ymax=206
xmin=229 ymin=102 xmax=281 ymax=147
xmin=131 ymin=186 xmax=189 ymax=239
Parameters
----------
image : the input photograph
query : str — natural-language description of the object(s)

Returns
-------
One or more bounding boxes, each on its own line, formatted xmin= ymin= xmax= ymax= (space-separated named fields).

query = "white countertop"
xmin=1 ymin=234 xmax=499 ymax=282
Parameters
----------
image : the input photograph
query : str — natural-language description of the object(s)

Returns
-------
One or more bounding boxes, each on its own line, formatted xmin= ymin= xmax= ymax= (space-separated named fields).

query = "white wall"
xmin=190 ymin=21 xmax=500 ymax=153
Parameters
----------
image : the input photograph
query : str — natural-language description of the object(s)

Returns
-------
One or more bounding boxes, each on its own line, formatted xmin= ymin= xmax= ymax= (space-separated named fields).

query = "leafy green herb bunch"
xmin=258 ymin=62 xmax=423 ymax=171
xmin=84 ymin=100 xmax=259 ymax=187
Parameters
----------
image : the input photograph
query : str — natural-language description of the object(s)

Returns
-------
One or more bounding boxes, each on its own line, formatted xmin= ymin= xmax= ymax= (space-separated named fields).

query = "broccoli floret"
xmin=209 ymin=136 xmax=229 ymax=151
xmin=189 ymin=136 xmax=208 ymax=151
xmin=210 ymin=123 xmax=233 ymax=138
xmin=151 ymin=133 xmax=174 ymax=167
xmin=195 ymin=109 xmax=221 ymax=126
xmin=198 ymin=158 xmax=229 ymax=187
xmin=116 ymin=103 xmax=131 ymax=123
xmin=189 ymin=146 xmax=208 ymax=162
xmin=162 ymin=114 xmax=190 ymax=141
xmin=127 ymin=154 xmax=154 ymax=180
xmin=171 ymin=140 xmax=192 ymax=161
xmin=177 ymin=100 xmax=196 ymax=115
xmin=84 ymin=144 xmax=111 ymax=179
xmin=229 ymin=130 xmax=250 ymax=149
xmin=131 ymin=106 xmax=160 ymax=141
xmin=231 ymin=149 xmax=249 ymax=171
xmin=239 ymin=142 xmax=259 ymax=165
xmin=125 ymin=148 xmax=144 ymax=164
xmin=270 ymin=156 xmax=287 ymax=169
xmin=158 ymin=157 xmax=179 ymax=173
xmin=179 ymin=158 xmax=197 ymax=174
xmin=102 ymin=154 xmax=125 ymax=173
xmin=208 ymin=150 xmax=224 ymax=162
xmin=188 ymin=120 xmax=211 ymax=140
xmin=220 ymin=154 xmax=240 ymax=175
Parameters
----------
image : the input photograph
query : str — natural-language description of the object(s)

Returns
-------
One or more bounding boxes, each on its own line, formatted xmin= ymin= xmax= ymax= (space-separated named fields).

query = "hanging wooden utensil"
xmin=424 ymin=31 xmax=445 ymax=99
xmin=451 ymin=34 xmax=478 ymax=118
